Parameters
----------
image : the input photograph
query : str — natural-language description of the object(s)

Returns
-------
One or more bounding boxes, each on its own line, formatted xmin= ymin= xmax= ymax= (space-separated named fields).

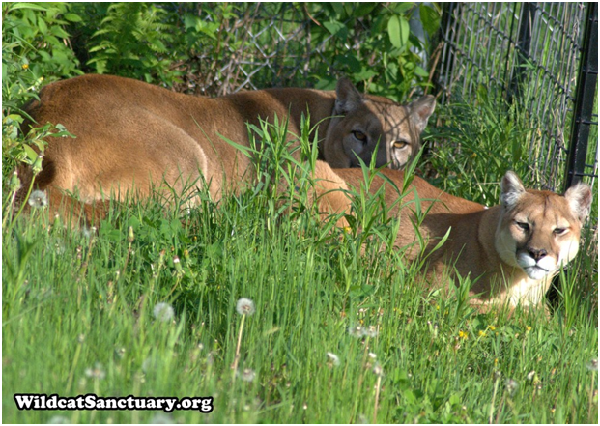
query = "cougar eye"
xmin=393 ymin=140 xmax=408 ymax=149
xmin=515 ymin=221 xmax=529 ymax=232
xmin=554 ymin=227 xmax=567 ymax=235
xmin=352 ymin=130 xmax=367 ymax=144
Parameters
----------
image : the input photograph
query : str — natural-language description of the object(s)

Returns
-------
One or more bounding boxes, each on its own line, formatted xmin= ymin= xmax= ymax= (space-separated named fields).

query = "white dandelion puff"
xmin=348 ymin=325 xmax=363 ymax=337
xmin=372 ymin=362 xmax=384 ymax=377
xmin=504 ymin=379 xmax=519 ymax=396
xmin=327 ymin=352 xmax=340 ymax=366
xmin=149 ymin=412 xmax=175 ymax=424
xmin=84 ymin=363 xmax=105 ymax=380
xmin=153 ymin=302 xmax=175 ymax=323
xmin=47 ymin=415 xmax=70 ymax=424
xmin=239 ymin=368 xmax=256 ymax=383
xmin=142 ymin=355 xmax=158 ymax=374
xmin=236 ymin=298 xmax=255 ymax=316
xmin=28 ymin=189 xmax=47 ymax=208
xmin=82 ymin=226 xmax=97 ymax=239
xmin=587 ymin=358 xmax=598 ymax=371
xmin=363 ymin=325 xmax=379 ymax=338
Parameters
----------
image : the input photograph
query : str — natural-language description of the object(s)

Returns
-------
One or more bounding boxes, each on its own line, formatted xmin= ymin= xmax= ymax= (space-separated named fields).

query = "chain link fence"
xmin=170 ymin=3 xmax=356 ymax=97
xmin=436 ymin=2 xmax=597 ymax=192
xmin=170 ymin=3 xmax=597 ymax=195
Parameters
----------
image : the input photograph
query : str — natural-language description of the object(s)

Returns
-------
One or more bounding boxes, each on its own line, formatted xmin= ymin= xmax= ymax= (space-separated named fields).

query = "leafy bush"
xmin=2 ymin=2 xmax=81 ymax=179
xmin=69 ymin=3 xmax=185 ymax=86
xmin=304 ymin=3 xmax=441 ymax=100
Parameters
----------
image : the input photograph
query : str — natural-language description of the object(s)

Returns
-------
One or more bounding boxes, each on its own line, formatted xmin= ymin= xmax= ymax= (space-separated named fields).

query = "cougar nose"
xmin=528 ymin=248 xmax=547 ymax=261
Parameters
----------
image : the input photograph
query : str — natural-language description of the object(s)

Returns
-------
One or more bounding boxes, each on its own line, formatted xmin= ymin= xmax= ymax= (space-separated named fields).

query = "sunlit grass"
xmin=2 ymin=116 xmax=597 ymax=424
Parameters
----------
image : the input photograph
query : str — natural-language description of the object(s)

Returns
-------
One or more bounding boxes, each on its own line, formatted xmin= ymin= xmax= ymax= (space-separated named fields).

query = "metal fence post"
xmin=509 ymin=2 xmax=536 ymax=101
xmin=565 ymin=2 xmax=598 ymax=190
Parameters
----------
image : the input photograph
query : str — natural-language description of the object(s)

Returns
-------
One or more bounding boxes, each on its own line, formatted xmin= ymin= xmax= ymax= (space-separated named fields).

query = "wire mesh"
xmin=437 ymin=2 xmax=597 ymax=192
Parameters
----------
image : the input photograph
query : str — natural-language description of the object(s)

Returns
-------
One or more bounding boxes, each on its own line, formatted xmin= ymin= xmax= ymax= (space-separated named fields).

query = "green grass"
xmin=2 ymin=115 xmax=598 ymax=424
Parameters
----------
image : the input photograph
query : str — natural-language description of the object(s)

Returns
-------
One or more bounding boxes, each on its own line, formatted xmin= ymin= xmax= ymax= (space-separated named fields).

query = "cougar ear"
xmin=334 ymin=77 xmax=362 ymax=115
xmin=500 ymin=171 xmax=526 ymax=210
xmin=408 ymin=95 xmax=436 ymax=133
xmin=564 ymin=183 xmax=592 ymax=223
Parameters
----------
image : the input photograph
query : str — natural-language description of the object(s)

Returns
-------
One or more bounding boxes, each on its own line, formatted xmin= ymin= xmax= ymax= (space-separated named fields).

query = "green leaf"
xmin=419 ymin=4 xmax=441 ymax=36
xmin=6 ymin=3 xmax=48 ymax=12
xmin=414 ymin=66 xmax=429 ymax=78
xmin=355 ymin=3 xmax=378 ymax=17
xmin=387 ymin=15 xmax=410 ymax=48
xmin=330 ymin=3 xmax=344 ymax=15
xmin=324 ymin=19 xmax=347 ymax=40
xmin=353 ymin=68 xmax=377 ymax=81
xmin=37 ymin=15 xmax=48 ymax=34
xmin=390 ymin=2 xmax=415 ymax=14
xmin=22 ymin=144 xmax=38 ymax=163
xmin=63 ymin=13 xmax=82 ymax=22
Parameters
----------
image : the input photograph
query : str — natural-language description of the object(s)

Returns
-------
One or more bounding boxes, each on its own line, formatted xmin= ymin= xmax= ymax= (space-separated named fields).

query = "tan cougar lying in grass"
xmin=16 ymin=74 xmax=434 ymax=222
xmin=317 ymin=165 xmax=592 ymax=310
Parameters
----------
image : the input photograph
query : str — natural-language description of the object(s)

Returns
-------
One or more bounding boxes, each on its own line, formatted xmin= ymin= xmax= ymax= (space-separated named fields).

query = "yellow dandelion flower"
xmin=489 ymin=325 xmax=496 ymax=331
xmin=458 ymin=330 xmax=468 ymax=339
xmin=478 ymin=330 xmax=487 ymax=337
xmin=22 ymin=63 xmax=29 ymax=70
xmin=494 ymin=358 xmax=499 ymax=365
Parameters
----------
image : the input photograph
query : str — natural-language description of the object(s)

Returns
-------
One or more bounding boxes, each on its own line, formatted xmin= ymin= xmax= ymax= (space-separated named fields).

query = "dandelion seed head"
xmin=372 ymin=362 xmax=384 ymax=377
xmin=28 ymin=189 xmax=47 ymax=208
xmin=587 ymin=358 xmax=598 ymax=371
xmin=142 ymin=356 xmax=157 ymax=373
xmin=348 ymin=325 xmax=363 ymax=337
xmin=363 ymin=325 xmax=379 ymax=338
xmin=504 ymin=379 xmax=519 ymax=396
xmin=149 ymin=412 xmax=175 ymax=424
xmin=327 ymin=352 xmax=340 ymax=366
xmin=47 ymin=415 xmax=70 ymax=424
xmin=239 ymin=368 xmax=256 ymax=382
xmin=153 ymin=302 xmax=175 ymax=323
xmin=357 ymin=413 xmax=368 ymax=424
xmin=236 ymin=298 xmax=255 ymax=316
xmin=85 ymin=363 xmax=105 ymax=380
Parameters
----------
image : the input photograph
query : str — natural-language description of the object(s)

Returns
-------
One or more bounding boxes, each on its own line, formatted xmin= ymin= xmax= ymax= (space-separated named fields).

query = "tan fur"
xmin=18 ymin=74 xmax=434 ymax=222
xmin=316 ymin=165 xmax=592 ymax=309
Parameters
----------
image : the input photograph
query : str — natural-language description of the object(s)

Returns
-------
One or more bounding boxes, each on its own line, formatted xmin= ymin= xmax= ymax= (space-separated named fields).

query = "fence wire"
xmin=171 ymin=3 xmax=355 ymax=97
xmin=437 ymin=2 xmax=597 ymax=192
xmin=170 ymin=3 xmax=597 ymax=195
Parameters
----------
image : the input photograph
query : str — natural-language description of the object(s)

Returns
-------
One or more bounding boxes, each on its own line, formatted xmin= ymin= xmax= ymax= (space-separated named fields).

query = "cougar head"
xmin=324 ymin=78 xmax=435 ymax=169
xmin=495 ymin=171 xmax=592 ymax=281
